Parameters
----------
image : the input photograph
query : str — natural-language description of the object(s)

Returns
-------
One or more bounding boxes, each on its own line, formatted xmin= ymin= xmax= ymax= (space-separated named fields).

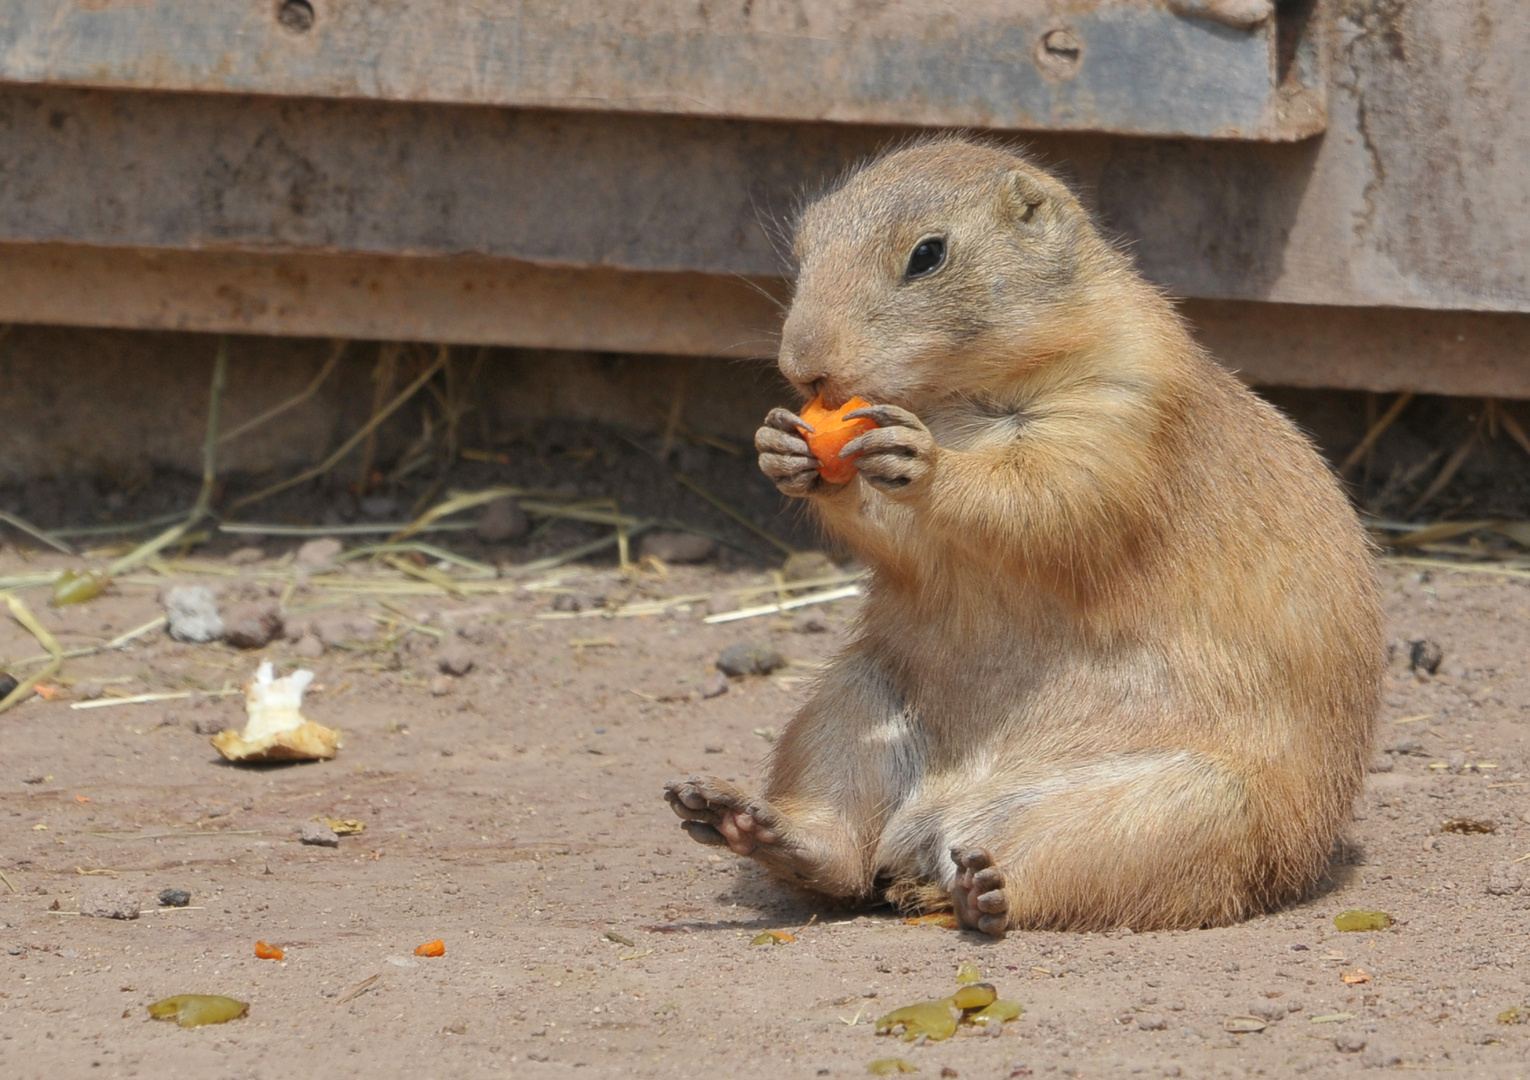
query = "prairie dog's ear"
xmin=1002 ymin=169 xmax=1048 ymax=226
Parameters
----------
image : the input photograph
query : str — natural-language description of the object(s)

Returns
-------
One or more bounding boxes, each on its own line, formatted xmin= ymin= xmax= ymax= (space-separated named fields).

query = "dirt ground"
xmin=1 ymin=543 xmax=1528 ymax=1080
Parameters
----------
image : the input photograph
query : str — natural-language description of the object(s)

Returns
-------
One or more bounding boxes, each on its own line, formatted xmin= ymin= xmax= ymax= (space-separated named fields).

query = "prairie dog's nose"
xmin=778 ymin=319 xmax=832 ymax=390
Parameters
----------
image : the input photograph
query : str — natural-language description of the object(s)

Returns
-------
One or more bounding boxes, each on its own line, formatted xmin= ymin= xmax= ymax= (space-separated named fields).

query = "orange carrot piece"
xmin=414 ymin=939 xmax=445 ymax=957
xmin=796 ymin=395 xmax=878 ymax=484
xmin=254 ymin=941 xmax=284 ymax=960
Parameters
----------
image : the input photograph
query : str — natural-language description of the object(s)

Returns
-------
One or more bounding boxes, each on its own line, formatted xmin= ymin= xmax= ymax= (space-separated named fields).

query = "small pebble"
xmin=0 ymin=672 xmax=16 ymax=700
xmin=295 ymin=537 xmax=344 ymax=571
xmin=429 ymin=675 xmax=455 ymax=697
xmin=437 ymin=644 xmax=476 ymax=677
xmin=552 ymin=593 xmax=604 ymax=613
xmin=701 ymin=672 xmax=730 ymax=699
xmin=716 ymin=642 xmax=786 ymax=677
xmin=223 ymin=602 xmax=284 ymax=650
xmin=163 ymin=586 xmax=224 ymax=643
xmin=227 ymin=547 xmax=265 ymax=566
xmin=638 ymin=531 xmax=716 ymax=565
xmin=1409 ymin=638 xmax=1443 ymax=675
xmin=1136 ymin=1013 xmax=1167 ymax=1031
xmin=1360 ymin=1044 xmax=1403 ymax=1068
xmin=1334 ymin=1031 xmax=1367 ymax=1054
xmin=1247 ymin=1001 xmax=1286 ymax=1023
xmin=158 ymin=888 xmax=191 ymax=908
xmin=293 ymin=634 xmax=325 ymax=659
xmin=1486 ymin=862 xmax=1524 ymax=895
xmin=192 ymin=714 xmax=232 ymax=736
xmin=300 ymin=821 xmax=341 ymax=847
xmin=781 ymin=550 xmax=837 ymax=582
xmin=1446 ymin=750 xmax=1468 ymax=774
xmin=476 ymin=496 xmax=529 ymax=543
xmin=79 ymin=883 xmax=141 ymax=920
xmin=74 ymin=682 xmax=103 ymax=701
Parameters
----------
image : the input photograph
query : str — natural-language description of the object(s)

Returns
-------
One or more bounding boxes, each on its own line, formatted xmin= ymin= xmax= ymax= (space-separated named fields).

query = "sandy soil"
xmin=1 ymin=548 xmax=1528 ymax=1080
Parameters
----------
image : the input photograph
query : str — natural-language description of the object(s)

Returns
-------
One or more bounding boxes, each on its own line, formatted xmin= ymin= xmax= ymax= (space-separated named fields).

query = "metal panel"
xmin=0 ymin=0 xmax=1313 ymax=140
xmin=4 ymin=243 xmax=1530 ymax=400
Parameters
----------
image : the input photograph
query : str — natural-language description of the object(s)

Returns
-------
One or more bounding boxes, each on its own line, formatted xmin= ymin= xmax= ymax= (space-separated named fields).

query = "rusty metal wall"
xmin=0 ymin=1 xmax=1526 ymax=394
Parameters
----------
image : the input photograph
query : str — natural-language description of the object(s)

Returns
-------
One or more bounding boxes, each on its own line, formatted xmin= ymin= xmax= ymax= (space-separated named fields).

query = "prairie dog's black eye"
xmin=905 ymin=236 xmax=946 ymax=279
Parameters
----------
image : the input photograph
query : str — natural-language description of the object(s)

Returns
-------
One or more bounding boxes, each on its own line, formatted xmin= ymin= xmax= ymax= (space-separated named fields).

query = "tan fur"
xmin=665 ymin=138 xmax=1383 ymax=933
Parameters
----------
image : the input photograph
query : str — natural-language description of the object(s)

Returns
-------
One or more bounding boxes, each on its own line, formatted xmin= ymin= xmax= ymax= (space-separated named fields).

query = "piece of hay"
xmin=212 ymin=662 xmax=341 ymax=763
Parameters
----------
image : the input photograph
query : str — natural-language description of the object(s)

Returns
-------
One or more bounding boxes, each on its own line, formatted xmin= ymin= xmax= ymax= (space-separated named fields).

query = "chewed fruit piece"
xmin=875 ymin=997 xmax=960 ymax=1042
xmin=950 ymin=983 xmax=998 ymax=1011
xmin=414 ymin=939 xmax=446 ymax=957
xmin=254 ymin=941 xmax=283 ymax=960
xmin=867 ymin=1059 xmax=920 ymax=1075
xmin=797 ymin=395 xmax=878 ymax=484
xmin=968 ymin=999 xmax=1023 ymax=1024
xmin=52 ymin=569 xmax=106 ymax=607
xmin=147 ymin=994 xmax=249 ymax=1028
xmin=1333 ymin=909 xmax=1393 ymax=932
xmin=955 ymin=961 xmax=982 ymax=984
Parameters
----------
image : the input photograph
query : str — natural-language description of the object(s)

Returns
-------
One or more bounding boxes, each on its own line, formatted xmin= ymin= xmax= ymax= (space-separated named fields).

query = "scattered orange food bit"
xmin=796 ymin=395 xmax=878 ymax=485
xmin=1340 ymin=967 xmax=1371 ymax=985
xmin=903 ymin=913 xmax=960 ymax=929
xmin=33 ymin=684 xmax=63 ymax=701
xmin=254 ymin=941 xmax=284 ymax=961
xmin=415 ymin=939 xmax=446 ymax=957
xmin=750 ymin=930 xmax=797 ymax=946
xmin=74 ymin=796 xmax=90 ymax=803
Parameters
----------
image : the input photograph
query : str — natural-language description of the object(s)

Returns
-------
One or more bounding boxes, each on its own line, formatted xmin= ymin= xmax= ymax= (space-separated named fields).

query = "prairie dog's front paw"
xmin=841 ymin=404 xmax=937 ymax=496
xmin=756 ymin=408 xmax=823 ymax=498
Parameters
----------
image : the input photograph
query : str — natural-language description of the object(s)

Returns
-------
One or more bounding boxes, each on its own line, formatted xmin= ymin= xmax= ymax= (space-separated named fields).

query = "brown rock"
xmin=79 ymin=883 xmax=141 ymax=920
xmin=224 ymin=602 xmax=284 ymax=649
xmin=437 ymin=644 xmax=476 ymax=677
xmin=293 ymin=633 xmax=325 ymax=659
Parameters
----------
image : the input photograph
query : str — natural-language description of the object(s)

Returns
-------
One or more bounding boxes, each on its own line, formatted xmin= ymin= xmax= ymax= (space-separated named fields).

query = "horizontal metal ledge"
xmin=3 ymin=243 xmax=1529 ymax=398
xmin=0 ymin=0 xmax=1316 ymax=140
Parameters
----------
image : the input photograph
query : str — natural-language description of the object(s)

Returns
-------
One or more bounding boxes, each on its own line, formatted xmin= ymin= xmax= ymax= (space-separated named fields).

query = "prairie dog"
xmin=664 ymin=138 xmax=1383 ymax=934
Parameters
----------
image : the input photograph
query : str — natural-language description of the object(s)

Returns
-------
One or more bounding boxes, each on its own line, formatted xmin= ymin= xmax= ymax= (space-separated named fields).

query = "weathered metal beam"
xmin=4 ymin=242 xmax=1529 ymax=399
xmin=0 ymin=0 xmax=1314 ymax=141
xmin=1 ymin=46 xmax=1523 ymax=317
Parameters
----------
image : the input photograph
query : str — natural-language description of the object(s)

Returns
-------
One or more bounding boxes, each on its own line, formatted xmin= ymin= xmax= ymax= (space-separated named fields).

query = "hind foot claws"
xmin=951 ymin=846 xmax=1010 ymax=938
xmin=663 ymin=776 xmax=784 ymax=856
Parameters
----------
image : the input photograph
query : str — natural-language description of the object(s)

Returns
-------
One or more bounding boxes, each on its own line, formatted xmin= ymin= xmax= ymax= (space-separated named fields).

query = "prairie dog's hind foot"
xmin=663 ymin=776 xmax=788 ymax=856
xmin=951 ymin=847 xmax=1011 ymax=938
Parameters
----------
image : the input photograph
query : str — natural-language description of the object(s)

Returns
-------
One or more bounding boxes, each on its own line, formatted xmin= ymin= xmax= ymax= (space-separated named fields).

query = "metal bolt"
xmin=277 ymin=0 xmax=315 ymax=34
xmin=1036 ymin=28 xmax=1083 ymax=79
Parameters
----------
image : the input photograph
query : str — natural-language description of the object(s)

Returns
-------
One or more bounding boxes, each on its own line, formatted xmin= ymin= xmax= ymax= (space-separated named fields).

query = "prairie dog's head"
xmin=779 ymin=138 xmax=1119 ymax=408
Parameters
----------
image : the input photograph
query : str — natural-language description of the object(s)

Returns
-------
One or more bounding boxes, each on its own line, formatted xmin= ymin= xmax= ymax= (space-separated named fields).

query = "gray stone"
xmin=158 ymin=888 xmax=191 ymax=907
xmin=475 ymin=496 xmax=530 ymax=542
xmin=716 ymin=642 xmax=786 ymax=677
xmin=1136 ymin=1013 xmax=1168 ymax=1031
xmin=1334 ymin=1031 xmax=1367 ymax=1053
xmin=293 ymin=633 xmax=326 ymax=659
xmin=1487 ymin=862 xmax=1524 ymax=895
xmin=295 ymin=537 xmax=344 ymax=571
xmin=1408 ymin=638 xmax=1444 ymax=675
xmin=163 ymin=586 xmax=224 ymax=643
xmin=0 ymin=672 xmax=16 ymax=700
xmin=437 ymin=644 xmax=475 ymax=677
xmin=79 ymin=883 xmax=141 ymax=920
xmin=638 ymin=530 xmax=716 ymax=565
xmin=701 ymin=672 xmax=730 ymax=699
xmin=224 ymin=602 xmax=284 ymax=649
xmin=192 ymin=713 xmax=232 ymax=736
xmin=300 ymin=821 xmax=341 ymax=847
